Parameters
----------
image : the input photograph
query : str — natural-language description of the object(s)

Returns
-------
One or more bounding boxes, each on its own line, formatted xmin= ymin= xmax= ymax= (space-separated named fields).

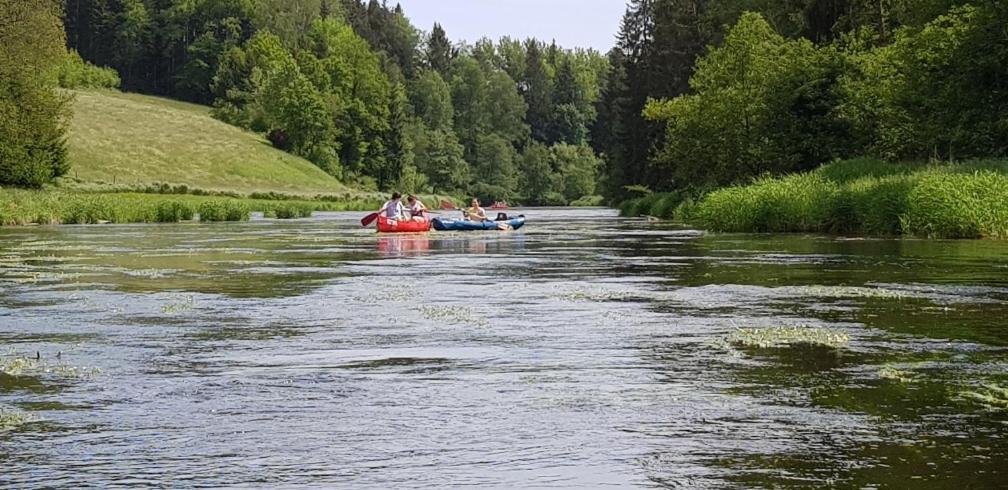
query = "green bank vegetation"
xmin=0 ymin=189 xmax=386 ymax=226
xmin=609 ymin=3 xmax=1008 ymax=239
xmin=623 ymin=159 xmax=1008 ymax=239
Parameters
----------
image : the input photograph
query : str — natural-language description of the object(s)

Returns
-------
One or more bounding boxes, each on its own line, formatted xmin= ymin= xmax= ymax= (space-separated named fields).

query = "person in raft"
xmin=378 ymin=192 xmax=406 ymax=220
xmin=462 ymin=198 xmax=487 ymax=221
xmin=406 ymin=195 xmax=428 ymax=221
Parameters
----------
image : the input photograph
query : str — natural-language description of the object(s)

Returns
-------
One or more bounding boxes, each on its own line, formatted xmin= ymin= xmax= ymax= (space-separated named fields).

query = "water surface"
xmin=1 ymin=208 xmax=1006 ymax=487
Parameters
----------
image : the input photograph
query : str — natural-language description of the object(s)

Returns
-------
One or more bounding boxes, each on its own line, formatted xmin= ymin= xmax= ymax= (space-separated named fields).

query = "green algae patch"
xmin=960 ymin=383 xmax=1008 ymax=411
xmin=726 ymin=326 xmax=850 ymax=350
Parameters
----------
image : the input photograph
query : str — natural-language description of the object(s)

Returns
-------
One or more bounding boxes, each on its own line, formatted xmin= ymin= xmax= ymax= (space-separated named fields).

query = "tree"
xmin=552 ymin=143 xmax=601 ymax=202
xmin=645 ymin=12 xmax=853 ymax=189
xmin=409 ymin=69 xmax=453 ymax=130
xmin=379 ymin=82 xmax=411 ymax=190
xmin=471 ymin=133 xmax=518 ymax=194
xmin=517 ymin=142 xmax=559 ymax=204
xmin=425 ymin=22 xmax=453 ymax=76
xmin=413 ymin=127 xmax=468 ymax=193
xmin=246 ymin=31 xmax=339 ymax=174
xmin=0 ymin=0 xmax=70 ymax=187
xmin=522 ymin=40 xmax=553 ymax=142
xmin=840 ymin=3 xmax=1008 ymax=160
xmin=308 ymin=18 xmax=391 ymax=175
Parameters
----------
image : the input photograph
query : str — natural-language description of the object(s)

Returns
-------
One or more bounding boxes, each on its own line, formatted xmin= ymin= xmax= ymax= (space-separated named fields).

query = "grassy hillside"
xmin=66 ymin=90 xmax=350 ymax=195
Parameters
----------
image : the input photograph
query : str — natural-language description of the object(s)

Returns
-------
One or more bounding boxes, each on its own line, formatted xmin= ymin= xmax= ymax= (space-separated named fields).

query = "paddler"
xmin=378 ymin=192 xmax=406 ymax=220
xmin=462 ymin=198 xmax=487 ymax=221
xmin=406 ymin=195 xmax=428 ymax=221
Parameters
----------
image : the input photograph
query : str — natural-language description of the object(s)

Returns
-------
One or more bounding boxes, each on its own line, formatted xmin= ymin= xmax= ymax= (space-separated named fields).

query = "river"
xmin=1 ymin=208 xmax=1006 ymax=487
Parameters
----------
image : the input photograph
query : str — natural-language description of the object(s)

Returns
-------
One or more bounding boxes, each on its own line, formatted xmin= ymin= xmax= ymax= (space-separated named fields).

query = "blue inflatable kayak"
xmin=432 ymin=215 xmax=526 ymax=231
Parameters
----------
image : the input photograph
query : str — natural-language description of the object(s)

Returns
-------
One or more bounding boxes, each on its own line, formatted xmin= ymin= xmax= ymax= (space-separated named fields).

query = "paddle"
xmin=360 ymin=212 xmax=379 ymax=227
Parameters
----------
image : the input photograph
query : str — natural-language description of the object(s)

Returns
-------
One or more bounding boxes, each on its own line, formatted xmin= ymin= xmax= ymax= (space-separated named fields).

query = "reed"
xmin=681 ymin=158 xmax=1008 ymax=239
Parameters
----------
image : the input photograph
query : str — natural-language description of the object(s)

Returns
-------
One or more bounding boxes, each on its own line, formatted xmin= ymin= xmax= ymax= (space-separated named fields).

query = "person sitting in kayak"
xmin=406 ymin=195 xmax=428 ymax=221
xmin=378 ymin=192 xmax=406 ymax=220
xmin=462 ymin=198 xmax=487 ymax=221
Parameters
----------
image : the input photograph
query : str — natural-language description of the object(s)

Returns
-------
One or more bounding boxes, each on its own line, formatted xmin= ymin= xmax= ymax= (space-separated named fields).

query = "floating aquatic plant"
xmin=878 ymin=364 xmax=916 ymax=383
xmin=725 ymin=326 xmax=850 ymax=349
xmin=0 ymin=408 xmax=30 ymax=429
xmin=161 ymin=295 xmax=194 ymax=314
xmin=1 ymin=350 xmax=102 ymax=379
xmin=418 ymin=305 xmax=488 ymax=327
xmin=800 ymin=285 xmax=907 ymax=300
xmin=553 ymin=288 xmax=633 ymax=302
xmin=960 ymin=383 xmax=1008 ymax=411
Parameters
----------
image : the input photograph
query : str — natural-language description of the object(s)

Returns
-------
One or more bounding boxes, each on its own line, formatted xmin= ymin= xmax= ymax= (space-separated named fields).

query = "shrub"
xmin=569 ymin=195 xmax=605 ymax=207
xmin=271 ymin=202 xmax=314 ymax=219
xmin=650 ymin=193 xmax=683 ymax=219
xmin=197 ymin=200 xmax=250 ymax=222
xmin=56 ymin=50 xmax=121 ymax=89
xmin=151 ymin=200 xmax=195 ymax=222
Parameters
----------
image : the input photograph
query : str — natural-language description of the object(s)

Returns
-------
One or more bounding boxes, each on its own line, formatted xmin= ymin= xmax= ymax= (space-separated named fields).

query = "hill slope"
xmin=66 ymin=90 xmax=349 ymax=195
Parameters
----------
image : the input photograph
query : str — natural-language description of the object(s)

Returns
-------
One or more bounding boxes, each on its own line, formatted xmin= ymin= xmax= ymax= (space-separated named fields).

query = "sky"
xmin=394 ymin=0 xmax=627 ymax=53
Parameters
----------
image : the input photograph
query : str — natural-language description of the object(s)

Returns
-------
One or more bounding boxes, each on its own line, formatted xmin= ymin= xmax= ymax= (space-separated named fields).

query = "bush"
xmin=150 ymin=200 xmax=196 ymax=222
xmin=197 ymin=200 xmax=250 ymax=222
xmin=271 ymin=202 xmax=314 ymax=219
xmin=56 ymin=50 xmax=120 ymax=89
xmin=903 ymin=170 xmax=1008 ymax=239
xmin=650 ymin=193 xmax=684 ymax=219
xmin=569 ymin=195 xmax=604 ymax=207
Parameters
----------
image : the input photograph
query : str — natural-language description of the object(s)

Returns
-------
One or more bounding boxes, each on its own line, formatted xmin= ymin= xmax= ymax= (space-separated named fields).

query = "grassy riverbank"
xmin=0 ymin=89 xmax=462 ymax=227
xmin=0 ymin=189 xmax=383 ymax=225
xmin=621 ymin=159 xmax=1008 ymax=239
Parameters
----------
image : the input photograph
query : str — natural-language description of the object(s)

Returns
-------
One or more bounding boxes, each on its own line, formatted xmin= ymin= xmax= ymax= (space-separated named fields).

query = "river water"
xmin=1 ymin=208 xmax=1006 ymax=487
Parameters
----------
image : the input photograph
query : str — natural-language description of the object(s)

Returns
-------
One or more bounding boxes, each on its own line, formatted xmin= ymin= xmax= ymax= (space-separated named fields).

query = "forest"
xmin=2 ymin=0 xmax=1007 ymax=213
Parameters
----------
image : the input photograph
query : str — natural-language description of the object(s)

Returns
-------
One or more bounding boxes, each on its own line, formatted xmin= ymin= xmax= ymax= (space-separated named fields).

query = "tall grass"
xmin=637 ymin=158 xmax=1008 ymax=239
xmin=903 ymin=170 xmax=1008 ymax=239
xmin=197 ymin=200 xmax=250 ymax=222
xmin=694 ymin=174 xmax=839 ymax=232
xmin=0 ymin=189 xmax=384 ymax=226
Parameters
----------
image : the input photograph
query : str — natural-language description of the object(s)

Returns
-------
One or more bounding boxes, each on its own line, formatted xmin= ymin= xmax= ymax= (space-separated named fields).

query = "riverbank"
xmin=621 ymin=158 xmax=1008 ymax=239
xmin=0 ymin=189 xmax=458 ymax=226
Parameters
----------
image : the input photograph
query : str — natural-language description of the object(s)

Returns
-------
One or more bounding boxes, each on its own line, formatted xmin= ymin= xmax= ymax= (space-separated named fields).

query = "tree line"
xmin=4 ymin=0 xmax=1005 ymax=204
xmin=596 ymin=0 xmax=1007 ymax=202
xmin=56 ymin=0 xmax=609 ymax=204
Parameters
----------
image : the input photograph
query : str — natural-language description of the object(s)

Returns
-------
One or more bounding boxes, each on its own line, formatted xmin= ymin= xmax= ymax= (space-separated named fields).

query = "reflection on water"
xmin=0 ymin=208 xmax=1006 ymax=487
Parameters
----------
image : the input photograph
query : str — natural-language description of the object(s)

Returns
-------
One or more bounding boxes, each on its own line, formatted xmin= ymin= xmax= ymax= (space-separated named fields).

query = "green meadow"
xmin=64 ymin=90 xmax=352 ymax=196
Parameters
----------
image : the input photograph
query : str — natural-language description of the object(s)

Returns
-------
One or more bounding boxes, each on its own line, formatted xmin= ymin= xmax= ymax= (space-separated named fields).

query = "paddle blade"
xmin=440 ymin=200 xmax=456 ymax=210
xmin=361 ymin=213 xmax=379 ymax=226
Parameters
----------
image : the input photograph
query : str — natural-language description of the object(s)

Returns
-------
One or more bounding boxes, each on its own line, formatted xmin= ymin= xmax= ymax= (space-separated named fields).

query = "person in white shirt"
xmin=378 ymin=192 xmax=406 ymax=220
xmin=406 ymin=195 xmax=428 ymax=221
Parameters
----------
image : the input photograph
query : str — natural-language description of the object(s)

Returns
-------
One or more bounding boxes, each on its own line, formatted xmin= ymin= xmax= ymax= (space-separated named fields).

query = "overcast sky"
xmin=394 ymin=0 xmax=627 ymax=52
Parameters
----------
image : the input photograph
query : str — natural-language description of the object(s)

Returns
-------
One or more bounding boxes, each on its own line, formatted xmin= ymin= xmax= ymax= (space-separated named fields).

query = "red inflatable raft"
xmin=376 ymin=215 xmax=431 ymax=233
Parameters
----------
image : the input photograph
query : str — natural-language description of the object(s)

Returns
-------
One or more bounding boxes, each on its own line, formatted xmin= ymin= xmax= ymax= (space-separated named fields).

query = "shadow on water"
xmin=2 ymin=209 xmax=1008 ymax=487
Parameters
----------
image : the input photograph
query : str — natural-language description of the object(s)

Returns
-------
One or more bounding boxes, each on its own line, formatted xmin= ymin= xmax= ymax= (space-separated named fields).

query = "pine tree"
xmin=522 ymin=41 xmax=553 ymax=143
xmin=425 ymin=23 xmax=453 ymax=76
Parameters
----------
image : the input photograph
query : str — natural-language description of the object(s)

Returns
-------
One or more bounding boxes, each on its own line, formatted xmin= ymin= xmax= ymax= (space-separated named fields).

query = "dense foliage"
xmin=62 ymin=0 xmax=609 ymax=204
xmin=598 ymin=0 xmax=1006 ymax=201
xmin=0 ymin=0 xmax=71 ymax=187
xmin=7 ymin=0 xmax=1002 ymax=212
